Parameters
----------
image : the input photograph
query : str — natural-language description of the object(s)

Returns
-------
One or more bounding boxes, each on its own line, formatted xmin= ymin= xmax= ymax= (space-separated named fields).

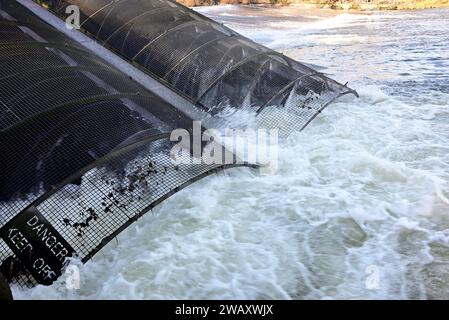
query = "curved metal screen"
xmin=0 ymin=0 xmax=254 ymax=287
xmin=35 ymin=0 xmax=358 ymax=134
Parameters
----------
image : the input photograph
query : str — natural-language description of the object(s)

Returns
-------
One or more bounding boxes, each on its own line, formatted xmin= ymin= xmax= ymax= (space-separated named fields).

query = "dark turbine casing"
xmin=40 ymin=0 xmax=357 ymax=131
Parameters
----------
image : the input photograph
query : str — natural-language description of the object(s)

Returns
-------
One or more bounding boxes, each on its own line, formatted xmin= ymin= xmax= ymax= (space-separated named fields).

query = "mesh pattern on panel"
xmin=0 ymin=0 xmax=252 ymax=287
xmin=36 ymin=0 xmax=357 ymax=136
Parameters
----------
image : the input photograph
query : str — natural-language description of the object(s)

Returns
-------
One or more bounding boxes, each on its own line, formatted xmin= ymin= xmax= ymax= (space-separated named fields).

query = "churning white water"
xmin=15 ymin=5 xmax=449 ymax=299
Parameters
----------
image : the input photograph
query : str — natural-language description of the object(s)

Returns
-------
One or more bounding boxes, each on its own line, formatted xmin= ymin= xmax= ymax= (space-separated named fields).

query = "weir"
xmin=0 ymin=0 xmax=356 ymax=288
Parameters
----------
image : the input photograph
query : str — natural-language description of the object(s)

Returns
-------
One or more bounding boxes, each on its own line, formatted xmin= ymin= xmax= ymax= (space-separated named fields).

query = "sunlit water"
xmin=16 ymin=5 xmax=449 ymax=299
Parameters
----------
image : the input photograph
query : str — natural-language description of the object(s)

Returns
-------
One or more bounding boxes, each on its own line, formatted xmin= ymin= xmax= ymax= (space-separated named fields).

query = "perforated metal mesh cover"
xmin=36 ymin=0 xmax=358 ymax=135
xmin=0 ymin=0 xmax=253 ymax=287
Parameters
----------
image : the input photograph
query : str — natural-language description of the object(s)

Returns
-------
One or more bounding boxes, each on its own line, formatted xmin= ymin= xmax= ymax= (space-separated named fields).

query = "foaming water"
xmin=14 ymin=5 xmax=449 ymax=299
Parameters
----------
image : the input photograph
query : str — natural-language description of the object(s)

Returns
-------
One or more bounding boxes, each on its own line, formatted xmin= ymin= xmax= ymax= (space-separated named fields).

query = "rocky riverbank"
xmin=178 ymin=0 xmax=449 ymax=10
xmin=299 ymin=0 xmax=449 ymax=10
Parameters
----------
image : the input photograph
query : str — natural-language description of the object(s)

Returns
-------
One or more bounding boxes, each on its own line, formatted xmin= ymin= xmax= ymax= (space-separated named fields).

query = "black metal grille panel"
xmin=37 ymin=0 xmax=357 ymax=135
xmin=0 ymin=0 xmax=253 ymax=288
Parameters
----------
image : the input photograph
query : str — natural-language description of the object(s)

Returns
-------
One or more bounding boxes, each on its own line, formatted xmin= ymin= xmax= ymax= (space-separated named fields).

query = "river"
xmin=16 ymin=4 xmax=449 ymax=299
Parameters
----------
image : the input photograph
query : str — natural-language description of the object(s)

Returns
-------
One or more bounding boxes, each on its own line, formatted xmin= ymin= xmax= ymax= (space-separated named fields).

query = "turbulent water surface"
xmin=16 ymin=5 xmax=449 ymax=299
